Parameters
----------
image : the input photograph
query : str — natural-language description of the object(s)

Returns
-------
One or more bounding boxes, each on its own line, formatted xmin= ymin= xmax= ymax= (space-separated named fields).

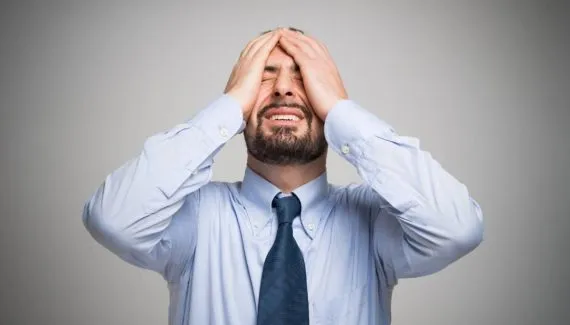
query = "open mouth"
xmin=264 ymin=107 xmax=305 ymax=125
xmin=269 ymin=114 xmax=300 ymax=122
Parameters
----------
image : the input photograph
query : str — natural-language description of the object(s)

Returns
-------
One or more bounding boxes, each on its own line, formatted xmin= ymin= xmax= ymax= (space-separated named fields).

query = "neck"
xmin=246 ymin=153 xmax=327 ymax=193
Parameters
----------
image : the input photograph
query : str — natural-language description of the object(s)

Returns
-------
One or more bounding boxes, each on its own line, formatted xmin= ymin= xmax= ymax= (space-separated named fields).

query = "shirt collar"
xmin=239 ymin=166 xmax=329 ymax=238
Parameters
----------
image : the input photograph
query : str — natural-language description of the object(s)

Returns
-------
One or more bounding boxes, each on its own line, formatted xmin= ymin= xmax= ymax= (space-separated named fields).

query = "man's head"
xmin=243 ymin=27 xmax=328 ymax=166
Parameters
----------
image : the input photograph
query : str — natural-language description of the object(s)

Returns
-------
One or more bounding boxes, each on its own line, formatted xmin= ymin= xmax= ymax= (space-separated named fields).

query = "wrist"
xmin=319 ymin=97 xmax=344 ymax=121
xmin=225 ymin=90 xmax=251 ymax=121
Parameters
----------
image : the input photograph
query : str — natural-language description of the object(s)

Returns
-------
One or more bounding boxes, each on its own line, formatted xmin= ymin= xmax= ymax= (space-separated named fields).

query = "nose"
xmin=272 ymin=73 xmax=294 ymax=98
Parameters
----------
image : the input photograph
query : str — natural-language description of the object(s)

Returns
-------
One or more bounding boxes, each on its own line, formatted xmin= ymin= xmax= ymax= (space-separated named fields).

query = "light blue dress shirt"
xmin=82 ymin=94 xmax=484 ymax=325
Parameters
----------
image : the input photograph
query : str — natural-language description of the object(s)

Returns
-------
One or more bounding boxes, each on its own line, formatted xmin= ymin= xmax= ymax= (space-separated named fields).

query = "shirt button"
xmin=341 ymin=145 xmax=350 ymax=154
xmin=219 ymin=127 xmax=229 ymax=138
xmin=307 ymin=223 xmax=314 ymax=231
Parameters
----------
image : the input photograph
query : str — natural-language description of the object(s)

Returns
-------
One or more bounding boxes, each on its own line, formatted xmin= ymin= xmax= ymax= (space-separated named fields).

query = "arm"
xmin=275 ymin=30 xmax=483 ymax=280
xmin=83 ymin=29 xmax=283 ymax=281
xmin=324 ymin=100 xmax=484 ymax=281
xmin=82 ymin=95 xmax=244 ymax=281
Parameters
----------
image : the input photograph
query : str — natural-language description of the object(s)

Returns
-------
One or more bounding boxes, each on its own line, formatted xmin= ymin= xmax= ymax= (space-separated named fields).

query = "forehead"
xmin=266 ymin=45 xmax=295 ymax=67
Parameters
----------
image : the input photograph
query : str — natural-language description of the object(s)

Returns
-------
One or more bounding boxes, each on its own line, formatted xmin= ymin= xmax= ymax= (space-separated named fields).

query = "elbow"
xmin=451 ymin=218 xmax=484 ymax=256
xmin=400 ymin=203 xmax=484 ymax=277
xmin=82 ymin=199 xmax=111 ymax=239
xmin=445 ymin=203 xmax=485 ymax=258
xmin=82 ymin=195 xmax=126 ymax=246
xmin=82 ymin=199 xmax=142 ymax=257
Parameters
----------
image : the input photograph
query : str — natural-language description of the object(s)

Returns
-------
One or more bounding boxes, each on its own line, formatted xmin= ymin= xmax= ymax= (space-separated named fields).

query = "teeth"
xmin=270 ymin=114 xmax=299 ymax=121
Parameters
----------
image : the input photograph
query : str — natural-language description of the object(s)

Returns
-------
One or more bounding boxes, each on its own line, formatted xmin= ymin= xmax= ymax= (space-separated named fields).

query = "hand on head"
xmin=224 ymin=29 xmax=283 ymax=121
xmin=224 ymin=27 xmax=348 ymax=122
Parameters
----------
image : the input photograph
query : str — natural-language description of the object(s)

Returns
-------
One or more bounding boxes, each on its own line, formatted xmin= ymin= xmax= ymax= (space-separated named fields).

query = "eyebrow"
xmin=264 ymin=64 xmax=301 ymax=73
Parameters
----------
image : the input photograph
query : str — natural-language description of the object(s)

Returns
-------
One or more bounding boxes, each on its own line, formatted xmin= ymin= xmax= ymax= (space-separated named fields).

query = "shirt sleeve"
xmin=82 ymin=94 xmax=244 ymax=281
xmin=323 ymin=99 xmax=484 ymax=281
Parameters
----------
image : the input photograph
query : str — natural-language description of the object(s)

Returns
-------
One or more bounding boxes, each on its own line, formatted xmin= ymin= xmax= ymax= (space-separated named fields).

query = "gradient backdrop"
xmin=1 ymin=1 xmax=569 ymax=324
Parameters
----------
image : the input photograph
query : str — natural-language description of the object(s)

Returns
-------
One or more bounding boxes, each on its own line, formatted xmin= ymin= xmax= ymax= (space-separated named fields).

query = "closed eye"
xmin=261 ymin=77 xmax=303 ymax=82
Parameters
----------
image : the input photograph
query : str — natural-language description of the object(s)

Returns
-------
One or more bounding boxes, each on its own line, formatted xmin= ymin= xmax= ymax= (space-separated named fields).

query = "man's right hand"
xmin=224 ymin=29 xmax=283 ymax=121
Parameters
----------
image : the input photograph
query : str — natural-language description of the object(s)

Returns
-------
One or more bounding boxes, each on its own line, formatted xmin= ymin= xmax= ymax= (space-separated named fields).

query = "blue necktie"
xmin=256 ymin=194 xmax=309 ymax=325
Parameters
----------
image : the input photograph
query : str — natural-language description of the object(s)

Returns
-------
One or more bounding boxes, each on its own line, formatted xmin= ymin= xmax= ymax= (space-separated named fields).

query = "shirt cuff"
xmin=324 ymin=99 xmax=400 ymax=164
xmin=150 ymin=94 xmax=245 ymax=198
xmin=189 ymin=94 xmax=246 ymax=140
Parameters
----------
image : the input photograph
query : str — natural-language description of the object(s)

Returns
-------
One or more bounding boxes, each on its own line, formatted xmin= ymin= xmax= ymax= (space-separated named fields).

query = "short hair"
xmin=260 ymin=27 xmax=305 ymax=35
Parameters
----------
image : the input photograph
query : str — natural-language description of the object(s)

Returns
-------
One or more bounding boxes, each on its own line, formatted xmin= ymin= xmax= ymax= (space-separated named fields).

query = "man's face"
xmin=244 ymin=44 xmax=327 ymax=165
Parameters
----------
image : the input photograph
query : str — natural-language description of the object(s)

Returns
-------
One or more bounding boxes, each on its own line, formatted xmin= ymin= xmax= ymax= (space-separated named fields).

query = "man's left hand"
xmin=278 ymin=29 xmax=348 ymax=121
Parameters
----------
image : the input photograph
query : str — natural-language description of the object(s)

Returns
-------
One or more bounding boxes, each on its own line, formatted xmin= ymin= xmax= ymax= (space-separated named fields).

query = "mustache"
xmin=258 ymin=101 xmax=312 ymax=120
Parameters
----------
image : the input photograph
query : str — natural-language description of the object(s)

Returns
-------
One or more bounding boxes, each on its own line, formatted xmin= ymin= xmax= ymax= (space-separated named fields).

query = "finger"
xmin=279 ymin=33 xmax=316 ymax=63
xmin=311 ymin=37 xmax=330 ymax=55
xmin=290 ymin=30 xmax=332 ymax=59
xmin=281 ymin=32 xmax=315 ymax=57
xmin=239 ymin=39 xmax=257 ymax=58
xmin=277 ymin=33 xmax=303 ymax=61
xmin=245 ymin=30 xmax=280 ymax=59
xmin=250 ymin=29 xmax=282 ymax=59
xmin=298 ymin=32 xmax=330 ymax=57
xmin=240 ymin=30 xmax=276 ymax=58
xmin=241 ymin=31 xmax=274 ymax=58
xmin=282 ymin=29 xmax=324 ymax=57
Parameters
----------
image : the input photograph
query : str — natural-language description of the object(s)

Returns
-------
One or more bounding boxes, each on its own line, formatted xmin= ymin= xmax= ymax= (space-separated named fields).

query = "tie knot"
xmin=272 ymin=194 xmax=301 ymax=224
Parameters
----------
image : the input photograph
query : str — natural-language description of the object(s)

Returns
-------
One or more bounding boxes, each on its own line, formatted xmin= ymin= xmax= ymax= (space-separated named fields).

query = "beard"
xmin=244 ymin=103 xmax=328 ymax=165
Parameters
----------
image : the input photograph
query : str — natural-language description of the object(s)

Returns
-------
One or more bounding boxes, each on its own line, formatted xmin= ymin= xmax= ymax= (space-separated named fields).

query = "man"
xmin=82 ymin=27 xmax=484 ymax=325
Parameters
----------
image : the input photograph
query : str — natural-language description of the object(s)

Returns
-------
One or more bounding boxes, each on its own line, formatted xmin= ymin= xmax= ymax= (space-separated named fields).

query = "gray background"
xmin=1 ymin=0 xmax=568 ymax=324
